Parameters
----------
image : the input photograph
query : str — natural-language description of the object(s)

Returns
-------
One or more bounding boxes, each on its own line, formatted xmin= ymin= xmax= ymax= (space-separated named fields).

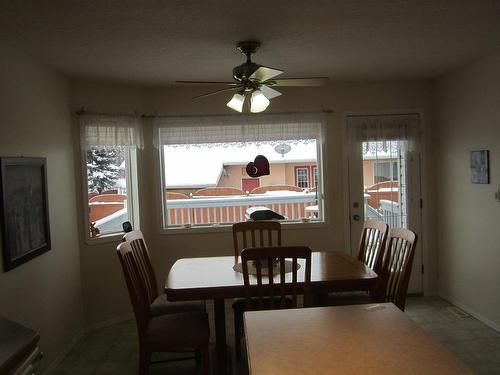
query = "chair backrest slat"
xmin=123 ymin=231 xmax=159 ymax=305
xmin=233 ymin=221 xmax=281 ymax=264
xmin=358 ymin=220 xmax=389 ymax=274
xmin=378 ymin=228 xmax=417 ymax=311
xmin=241 ymin=246 xmax=312 ymax=311
xmin=117 ymin=241 xmax=150 ymax=338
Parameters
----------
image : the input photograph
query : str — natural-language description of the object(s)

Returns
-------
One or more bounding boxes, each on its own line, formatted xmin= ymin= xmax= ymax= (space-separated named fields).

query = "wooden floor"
xmin=50 ymin=296 xmax=500 ymax=374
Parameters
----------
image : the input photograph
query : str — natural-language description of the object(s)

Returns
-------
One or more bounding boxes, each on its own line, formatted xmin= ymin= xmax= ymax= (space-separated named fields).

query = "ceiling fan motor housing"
xmin=233 ymin=41 xmax=262 ymax=82
xmin=233 ymin=62 xmax=261 ymax=82
xmin=177 ymin=40 xmax=327 ymax=105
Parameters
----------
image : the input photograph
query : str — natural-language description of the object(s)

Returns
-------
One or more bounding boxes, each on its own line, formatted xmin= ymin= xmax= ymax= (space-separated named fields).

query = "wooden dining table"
xmin=244 ymin=303 xmax=472 ymax=374
xmin=165 ymin=250 xmax=378 ymax=374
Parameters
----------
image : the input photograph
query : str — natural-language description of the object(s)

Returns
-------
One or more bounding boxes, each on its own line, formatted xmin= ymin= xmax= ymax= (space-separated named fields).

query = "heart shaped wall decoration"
xmin=246 ymin=155 xmax=270 ymax=178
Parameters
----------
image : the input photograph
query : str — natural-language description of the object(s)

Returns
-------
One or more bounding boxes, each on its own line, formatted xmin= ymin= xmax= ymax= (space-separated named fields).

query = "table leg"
xmin=214 ymin=298 xmax=228 ymax=374
xmin=307 ymin=291 xmax=322 ymax=307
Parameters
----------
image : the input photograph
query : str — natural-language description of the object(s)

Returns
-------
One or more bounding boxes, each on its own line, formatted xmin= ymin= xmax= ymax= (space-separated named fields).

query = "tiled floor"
xmin=405 ymin=297 xmax=500 ymax=374
xmin=51 ymin=296 xmax=500 ymax=374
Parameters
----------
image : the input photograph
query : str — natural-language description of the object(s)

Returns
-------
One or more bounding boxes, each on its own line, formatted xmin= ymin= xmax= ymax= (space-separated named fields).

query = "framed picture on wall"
xmin=470 ymin=150 xmax=489 ymax=184
xmin=0 ymin=157 xmax=51 ymax=271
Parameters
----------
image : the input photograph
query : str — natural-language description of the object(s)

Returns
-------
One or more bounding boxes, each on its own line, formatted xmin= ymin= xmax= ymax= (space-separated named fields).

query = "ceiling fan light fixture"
xmin=226 ymin=93 xmax=245 ymax=112
xmin=179 ymin=41 xmax=329 ymax=113
xmin=250 ymin=89 xmax=270 ymax=113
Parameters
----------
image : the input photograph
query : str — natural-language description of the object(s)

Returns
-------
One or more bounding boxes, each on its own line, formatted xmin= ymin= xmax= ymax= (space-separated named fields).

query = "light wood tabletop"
xmin=244 ymin=303 xmax=473 ymax=375
xmin=165 ymin=250 xmax=377 ymax=300
xmin=165 ymin=250 xmax=377 ymax=374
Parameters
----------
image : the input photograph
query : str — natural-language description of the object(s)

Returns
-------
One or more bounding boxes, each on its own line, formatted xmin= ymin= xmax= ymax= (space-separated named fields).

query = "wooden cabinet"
xmin=0 ymin=318 xmax=41 ymax=375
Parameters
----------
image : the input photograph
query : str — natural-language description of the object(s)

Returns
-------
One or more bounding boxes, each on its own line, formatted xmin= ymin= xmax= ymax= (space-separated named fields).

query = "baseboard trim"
xmin=42 ymin=313 xmax=133 ymax=374
xmin=84 ymin=313 xmax=134 ymax=333
xmin=423 ymin=289 xmax=438 ymax=296
xmin=439 ymin=293 xmax=500 ymax=333
xmin=42 ymin=329 xmax=84 ymax=375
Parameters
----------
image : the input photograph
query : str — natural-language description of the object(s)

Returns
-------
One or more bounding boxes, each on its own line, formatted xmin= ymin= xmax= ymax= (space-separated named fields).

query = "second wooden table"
xmin=165 ymin=250 xmax=377 ymax=374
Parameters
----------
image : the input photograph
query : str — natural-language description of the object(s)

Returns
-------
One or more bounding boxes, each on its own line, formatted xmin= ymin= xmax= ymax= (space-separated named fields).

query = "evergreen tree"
xmin=87 ymin=147 xmax=124 ymax=193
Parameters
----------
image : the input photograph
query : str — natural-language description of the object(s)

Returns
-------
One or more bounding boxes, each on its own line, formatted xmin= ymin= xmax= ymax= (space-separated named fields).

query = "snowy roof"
xmin=95 ymin=208 xmax=128 ymax=233
xmin=164 ymin=142 xmax=317 ymax=188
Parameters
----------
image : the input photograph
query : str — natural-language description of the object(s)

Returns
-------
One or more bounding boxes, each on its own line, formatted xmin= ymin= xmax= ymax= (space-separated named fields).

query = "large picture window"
xmin=80 ymin=114 xmax=142 ymax=238
xmin=155 ymin=114 xmax=325 ymax=229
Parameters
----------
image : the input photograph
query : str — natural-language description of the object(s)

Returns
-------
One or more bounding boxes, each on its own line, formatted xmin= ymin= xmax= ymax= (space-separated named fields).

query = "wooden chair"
xmin=123 ymin=230 xmax=205 ymax=316
xmin=377 ymin=227 xmax=418 ymax=311
xmin=357 ymin=219 xmax=389 ymax=275
xmin=241 ymin=246 xmax=312 ymax=308
xmin=232 ymin=221 xmax=281 ymax=357
xmin=117 ymin=240 xmax=210 ymax=375
xmin=234 ymin=246 xmax=312 ymax=358
xmin=232 ymin=221 xmax=281 ymax=263
xmin=324 ymin=220 xmax=388 ymax=306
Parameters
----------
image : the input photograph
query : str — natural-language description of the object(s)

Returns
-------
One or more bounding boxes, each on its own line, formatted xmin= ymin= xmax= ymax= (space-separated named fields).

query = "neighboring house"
xmin=361 ymin=142 xmax=400 ymax=187
xmin=361 ymin=142 xmax=401 ymax=211
xmin=363 ymin=158 xmax=398 ymax=187
xmin=218 ymin=162 xmax=317 ymax=193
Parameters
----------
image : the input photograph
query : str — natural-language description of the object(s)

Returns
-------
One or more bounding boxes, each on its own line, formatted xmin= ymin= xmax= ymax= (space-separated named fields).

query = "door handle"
xmin=353 ymin=214 xmax=360 ymax=221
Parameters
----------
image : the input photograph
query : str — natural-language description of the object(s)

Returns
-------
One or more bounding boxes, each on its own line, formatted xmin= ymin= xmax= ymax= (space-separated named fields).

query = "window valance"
xmin=80 ymin=114 xmax=144 ymax=149
xmin=347 ymin=114 xmax=419 ymax=142
xmin=154 ymin=113 xmax=324 ymax=146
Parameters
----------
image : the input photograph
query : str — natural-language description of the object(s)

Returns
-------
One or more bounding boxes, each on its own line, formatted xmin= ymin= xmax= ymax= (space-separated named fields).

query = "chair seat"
xmin=232 ymin=296 xmax=293 ymax=312
xmin=324 ymin=291 xmax=373 ymax=306
xmin=150 ymin=294 xmax=206 ymax=317
xmin=146 ymin=311 xmax=210 ymax=347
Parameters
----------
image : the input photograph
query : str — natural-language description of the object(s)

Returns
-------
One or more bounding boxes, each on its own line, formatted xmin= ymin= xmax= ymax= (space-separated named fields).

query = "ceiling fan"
xmin=177 ymin=41 xmax=329 ymax=113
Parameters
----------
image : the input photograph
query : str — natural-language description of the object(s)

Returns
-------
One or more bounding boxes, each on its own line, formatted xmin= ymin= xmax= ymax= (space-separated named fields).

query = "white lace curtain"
xmin=347 ymin=114 xmax=420 ymax=152
xmin=80 ymin=114 xmax=144 ymax=149
xmin=154 ymin=113 xmax=324 ymax=146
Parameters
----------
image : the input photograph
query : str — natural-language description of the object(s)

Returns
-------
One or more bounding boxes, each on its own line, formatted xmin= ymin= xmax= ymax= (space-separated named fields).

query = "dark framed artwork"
xmin=470 ymin=150 xmax=489 ymax=184
xmin=0 ymin=157 xmax=51 ymax=271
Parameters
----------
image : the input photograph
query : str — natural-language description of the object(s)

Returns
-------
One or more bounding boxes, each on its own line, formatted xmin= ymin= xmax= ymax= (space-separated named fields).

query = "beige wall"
xmin=71 ymin=80 xmax=436 ymax=325
xmin=0 ymin=46 xmax=84 ymax=371
xmin=217 ymin=165 xmax=245 ymax=189
xmin=364 ymin=160 xmax=376 ymax=186
xmin=435 ymin=51 xmax=500 ymax=329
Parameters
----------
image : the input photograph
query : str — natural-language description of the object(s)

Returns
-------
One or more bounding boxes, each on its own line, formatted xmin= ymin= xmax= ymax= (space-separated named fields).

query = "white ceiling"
xmin=1 ymin=1 xmax=499 ymax=85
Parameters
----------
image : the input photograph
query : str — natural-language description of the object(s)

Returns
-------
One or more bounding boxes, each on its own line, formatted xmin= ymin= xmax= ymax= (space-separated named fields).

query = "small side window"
xmin=80 ymin=114 xmax=142 ymax=240
xmin=86 ymin=146 xmax=137 ymax=235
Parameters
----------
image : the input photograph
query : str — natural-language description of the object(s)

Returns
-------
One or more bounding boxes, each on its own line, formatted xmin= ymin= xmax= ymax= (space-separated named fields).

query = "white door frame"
xmin=342 ymin=109 xmax=427 ymax=294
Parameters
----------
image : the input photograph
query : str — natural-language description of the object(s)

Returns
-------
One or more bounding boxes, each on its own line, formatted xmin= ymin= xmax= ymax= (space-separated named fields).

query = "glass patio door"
xmin=347 ymin=114 xmax=423 ymax=293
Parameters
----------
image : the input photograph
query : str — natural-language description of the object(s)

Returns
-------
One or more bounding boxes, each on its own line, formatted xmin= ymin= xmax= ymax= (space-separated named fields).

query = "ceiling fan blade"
xmin=249 ymin=66 xmax=284 ymax=82
xmin=265 ymin=77 xmax=329 ymax=87
xmin=260 ymin=85 xmax=282 ymax=99
xmin=177 ymin=80 xmax=237 ymax=85
xmin=192 ymin=86 xmax=241 ymax=99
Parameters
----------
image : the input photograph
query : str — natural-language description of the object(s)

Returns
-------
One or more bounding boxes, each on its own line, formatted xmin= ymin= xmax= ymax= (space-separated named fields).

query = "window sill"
xmin=160 ymin=219 xmax=328 ymax=235
xmin=85 ymin=232 xmax=124 ymax=246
